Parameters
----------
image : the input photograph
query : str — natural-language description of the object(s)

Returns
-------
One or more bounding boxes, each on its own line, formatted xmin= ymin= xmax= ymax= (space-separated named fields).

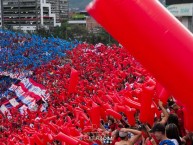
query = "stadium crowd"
xmin=0 ymin=30 xmax=193 ymax=145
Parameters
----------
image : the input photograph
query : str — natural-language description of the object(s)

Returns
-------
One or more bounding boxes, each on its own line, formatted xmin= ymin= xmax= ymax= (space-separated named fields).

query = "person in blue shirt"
xmin=150 ymin=123 xmax=175 ymax=145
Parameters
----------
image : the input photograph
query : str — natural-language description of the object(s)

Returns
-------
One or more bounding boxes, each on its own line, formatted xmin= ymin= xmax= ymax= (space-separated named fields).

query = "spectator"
xmin=150 ymin=123 xmax=175 ymax=145
xmin=111 ymin=130 xmax=121 ymax=145
xmin=108 ymin=117 xmax=118 ymax=132
xmin=183 ymin=132 xmax=193 ymax=145
xmin=168 ymin=100 xmax=186 ymax=137
xmin=166 ymin=123 xmax=182 ymax=145
xmin=115 ymin=128 xmax=142 ymax=145
xmin=159 ymin=100 xmax=169 ymax=125
xmin=167 ymin=114 xmax=183 ymax=137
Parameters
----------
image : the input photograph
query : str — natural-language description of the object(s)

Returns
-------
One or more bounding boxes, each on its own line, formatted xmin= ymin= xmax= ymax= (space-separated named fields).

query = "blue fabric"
xmin=159 ymin=140 xmax=175 ymax=145
xmin=0 ymin=29 xmax=79 ymax=72
xmin=0 ymin=76 xmax=18 ymax=97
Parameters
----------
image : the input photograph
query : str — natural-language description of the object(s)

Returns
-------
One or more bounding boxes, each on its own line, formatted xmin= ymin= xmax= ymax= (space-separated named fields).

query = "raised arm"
xmin=159 ymin=100 xmax=169 ymax=125
xmin=120 ymin=128 xmax=142 ymax=144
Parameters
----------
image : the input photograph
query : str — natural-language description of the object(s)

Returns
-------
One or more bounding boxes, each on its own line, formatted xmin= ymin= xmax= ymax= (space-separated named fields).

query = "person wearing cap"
xmin=115 ymin=128 xmax=142 ymax=145
xmin=150 ymin=123 xmax=175 ymax=145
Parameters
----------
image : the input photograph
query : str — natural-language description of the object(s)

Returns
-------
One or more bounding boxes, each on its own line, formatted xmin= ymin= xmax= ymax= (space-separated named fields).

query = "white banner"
xmin=167 ymin=3 xmax=193 ymax=16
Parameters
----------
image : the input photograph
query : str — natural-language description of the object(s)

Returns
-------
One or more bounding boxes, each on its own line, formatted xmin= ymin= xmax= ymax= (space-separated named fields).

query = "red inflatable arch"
xmin=87 ymin=0 xmax=193 ymax=130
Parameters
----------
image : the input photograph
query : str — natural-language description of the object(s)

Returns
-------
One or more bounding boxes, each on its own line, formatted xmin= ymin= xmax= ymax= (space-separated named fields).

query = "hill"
xmin=69 ymin=0 xmax=92 ymax=10
xmin=69 ymin=0 xmax=165 ymax=10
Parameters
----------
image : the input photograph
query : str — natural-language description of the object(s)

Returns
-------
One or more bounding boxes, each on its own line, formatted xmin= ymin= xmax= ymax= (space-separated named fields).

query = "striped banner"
xmin=0 ymin=78 xmax=49 ymax=114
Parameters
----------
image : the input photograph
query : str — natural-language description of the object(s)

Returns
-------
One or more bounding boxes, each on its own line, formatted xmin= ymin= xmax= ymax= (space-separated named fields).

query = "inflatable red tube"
xmin=114 ymin=104 xmax=126 ymax=113
xmin=95 ymin=96 xmax=104 ymax=105
xmin=44 ymin=115 xmax=57 ymax=123
xmin=87 ymin=0 xmax=193 ymax=130
xmin=88 ymin=106 xmax=101 ymax=128
xmin=123 ymin=97 xmax=141 ymax=110
xmin=55 ymin=132 xmax=79 ymax=145
xmin=48 ymin=123 xmax=58 ymax=134
xmin=79 ymin=118 xmax=85 ymax=130
xmin=111 ymin=95 xmax=122 ymax=104
xmin=140 ymin=85 xmax=155 ymax=125
xmin=42 ymin=133 xmax=50 ymax=143
xmin=8 ymin=139 xmax=15 ymax=145
xmin=100 ymin=107 xmax=107 ymax=121
xmin=61 ymin=126 xmax=71 ymax=135
xmin=156 ymin=83 xmax=170 ymax=105
xmin=72 ymin=137 xmax=90 ymax=145
xmin=23 ymin=129 xmax=35 ymax=134
xmin=125 ymin=107 xmax=136 ymax=126
xmin=70 ymin=127 xmax=81 ymax=136
xmin=80 ymin=112 xmax=90 ymax=122
xmin=56 ymin=119 xmax=64 ymax=126
xmin=102 ymin=103 xmax=112 ymax=110
xmin=114 ymin=104 xmax=135 ymax=121
xmin=106 ymin=109 xmax=122 ymax=120
xmin=22 ymin=136 xmax=29 ymax=144
xmin=29 ymin=137 xmax=35 ymax=145
xmin=33 ymin=134 xmax=44 ymax=145
xmin=66 ymin=116 xmax=72 ymax=124
xmin=68 ymin=68 xmax=79 ymax=93
xmin=83 ymin=126 xmax=93 ymax=133
xmin=48 ymin=134 xmax=54 ymax=142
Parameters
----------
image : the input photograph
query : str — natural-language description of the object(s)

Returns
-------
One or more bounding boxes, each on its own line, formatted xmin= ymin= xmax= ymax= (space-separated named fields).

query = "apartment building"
xmin=1 ymin=0 xmax=68 ymax=32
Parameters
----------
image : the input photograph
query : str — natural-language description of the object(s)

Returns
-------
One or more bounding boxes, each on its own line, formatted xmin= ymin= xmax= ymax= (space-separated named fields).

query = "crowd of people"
xmin=0 ymin=29 xmax=78 ymax=72
xmin=0 ymin=31 xmax=193 ymax=145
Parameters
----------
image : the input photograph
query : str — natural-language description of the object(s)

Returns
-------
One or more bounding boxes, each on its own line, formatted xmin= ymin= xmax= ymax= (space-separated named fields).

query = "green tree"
xmin=36 ymin=22 xmax=118 ymax=45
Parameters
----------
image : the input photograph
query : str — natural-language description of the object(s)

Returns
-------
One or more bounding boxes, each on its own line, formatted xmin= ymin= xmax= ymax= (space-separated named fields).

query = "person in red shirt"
xmin=108 ymin=118 xmax=118 ymax=132
xmin=168 ymin=101 xmax=186 ymax=137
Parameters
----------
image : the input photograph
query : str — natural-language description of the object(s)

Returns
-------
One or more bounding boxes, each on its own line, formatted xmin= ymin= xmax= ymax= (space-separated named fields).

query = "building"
xmin=68 ymin=11 xmax=86 ymax=27
xmin=68 ymin=20 xmax=86 ymax=26
xmin=46 ymin=0 xmax=69 ymax=23
xmin=86 ymin=16 xmax=101 ymax=33
xmin=1 ymin=0 xmax=68 ymax=32
xmin=68 ymin=11 xmax=101 ymax=33
xmin=166 ymin=0 xmax=193 ymax=32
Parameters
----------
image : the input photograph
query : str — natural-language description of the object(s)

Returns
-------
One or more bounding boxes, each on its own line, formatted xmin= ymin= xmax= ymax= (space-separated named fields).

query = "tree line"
xmin=36 ymin=21 xmax=118 ymax=45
